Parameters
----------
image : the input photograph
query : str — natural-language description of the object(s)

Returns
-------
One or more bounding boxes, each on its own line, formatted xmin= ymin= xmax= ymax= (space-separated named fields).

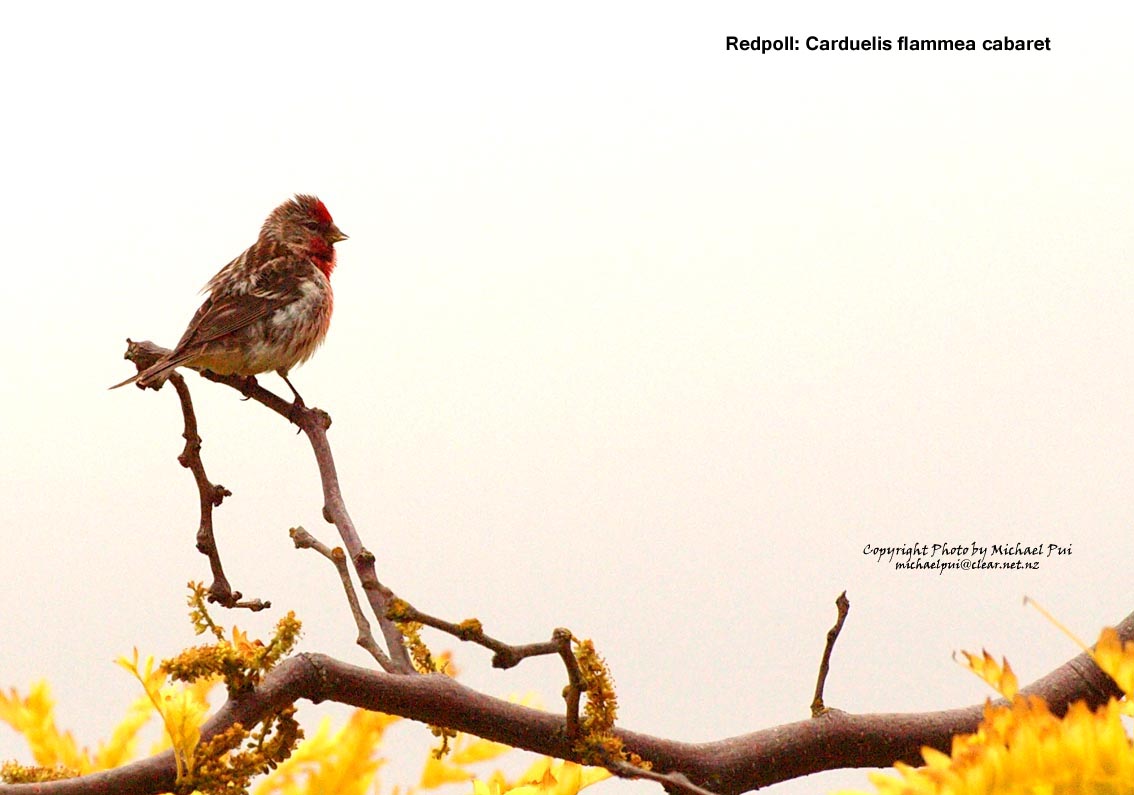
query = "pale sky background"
xmin=2 ymin=2 xmax=1133 ymax=794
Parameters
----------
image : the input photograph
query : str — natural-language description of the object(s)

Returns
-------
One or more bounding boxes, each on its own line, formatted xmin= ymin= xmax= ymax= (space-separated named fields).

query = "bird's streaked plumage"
xmin=111 ymin=194 xmax=347 ymax=396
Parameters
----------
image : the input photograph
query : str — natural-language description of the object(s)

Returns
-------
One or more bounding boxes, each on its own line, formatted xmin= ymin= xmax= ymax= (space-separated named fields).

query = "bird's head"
xmin=263 ymin=194 xmax=348 ymax=273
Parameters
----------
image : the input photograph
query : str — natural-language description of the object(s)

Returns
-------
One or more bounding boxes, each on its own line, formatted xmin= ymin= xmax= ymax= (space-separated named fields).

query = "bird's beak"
xmin=329 ymin=225 xmax=348 ymax=243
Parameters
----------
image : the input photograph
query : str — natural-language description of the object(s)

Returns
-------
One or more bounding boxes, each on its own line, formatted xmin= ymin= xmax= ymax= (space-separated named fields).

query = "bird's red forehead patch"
xmin=310 ymin=198 xmax=333 ymax=225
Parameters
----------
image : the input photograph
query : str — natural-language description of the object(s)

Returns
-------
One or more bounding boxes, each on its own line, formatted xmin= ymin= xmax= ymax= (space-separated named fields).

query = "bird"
xmin=111 ymin=194 xmax=347 ymax=404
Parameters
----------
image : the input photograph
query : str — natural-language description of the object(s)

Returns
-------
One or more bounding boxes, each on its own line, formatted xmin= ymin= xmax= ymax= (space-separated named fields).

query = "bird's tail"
xmin=109 ymin=355 xmax=189 ymax=390
xmin=108 ymin=372 xmax=143 ymax=390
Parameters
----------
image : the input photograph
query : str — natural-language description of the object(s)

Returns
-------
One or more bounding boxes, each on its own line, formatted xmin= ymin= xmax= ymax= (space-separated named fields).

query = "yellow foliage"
xmin=253 ymin=710 xmax=399 ymax=795
xmin=96 ymin=688 xmax=163 ymax=769
xmin=164 ymin=588 xmax=302 ymax=697
xmin=954 ymin=649 xmax=1018 ymax=700
xmin=573 ymin=639 xmax=618 ymax=742
xmin=0 ymin=681 xmax=86 ymax=773
xmin=420 ymin=752 xmax=476 ymax=788
xmin=2 ymin=655 xmax=612 ymax=795
xmin=0 ymin=760 xmax=77 ymax=783
xmin=839 ymin=624 xmax=1134 ymax=795
xmin=1 ymin=588 xmax=612 ymax=794
xmin=451 ymin=735 xmax=514 ymax=766
xmin=118 ymin=647 xmax=212 ymax=782
xmin=1090 ymin=627 xmax=1134 ymax=708
xmin=473 ymin=758 xmax=610 ymax=795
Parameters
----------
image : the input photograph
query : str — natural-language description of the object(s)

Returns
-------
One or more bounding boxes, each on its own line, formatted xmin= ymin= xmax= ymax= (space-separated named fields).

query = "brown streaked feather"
xmin=111 ymin=193 xmax=343 ymax=391
xmin=110 ymin=256 xmax=308 ymax=389
xmin=108 ymin=350 xmax=202 ymax=389
xmin=172 ymin=254 xmax=308 ymax=351
xmin=171 ymin=292 xmax=291 ymax=352
xmin=108 ymin=294 xmax=287 ymax=390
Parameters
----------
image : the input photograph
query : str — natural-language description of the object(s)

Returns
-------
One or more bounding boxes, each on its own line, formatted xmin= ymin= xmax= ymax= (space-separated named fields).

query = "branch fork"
xmin=31 ymin=343 xmax=1130 ymax=795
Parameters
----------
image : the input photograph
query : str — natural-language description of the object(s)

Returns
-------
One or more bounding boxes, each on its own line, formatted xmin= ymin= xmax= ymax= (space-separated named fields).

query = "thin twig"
xmin=607 ymin=759 xmax=723 ymax=795
xmin=298 ymin=416 xmax=414 ymax=672
xmin=811 ymin=591 xmax=850 ymax=717
xmin=291 ymin=526 xmax=394 ymax=672
xmin=123 ymin=339 xmax=267 ymax=611
xmin=388 ymin=601 xmax=555 ymax=667
xmin=553 ymin=627 xmax=587 ymax=739
xmin=388 ymin=602 xmax=587 ymax=734
xmin=122 ymin=340 xmax=412 ymax=670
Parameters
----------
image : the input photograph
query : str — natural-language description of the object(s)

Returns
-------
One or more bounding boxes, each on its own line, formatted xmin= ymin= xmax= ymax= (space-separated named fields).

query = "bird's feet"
xmin=277 ymin=372 xmax=309 ymax=425
xmin=287 ymin=400 xmax=307 ymax=427
xmin=238 ymin=375 xmax=259 ymax=400
xmin=278 ymin=372 xmax=306 ymax=406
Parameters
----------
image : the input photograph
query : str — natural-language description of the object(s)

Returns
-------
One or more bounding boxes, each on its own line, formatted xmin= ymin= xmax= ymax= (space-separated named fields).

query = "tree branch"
xmin=1 ymin=615 xmax=1130 ymax=795
xmin=387 ymin=601 xmax=587 ymax=735
xmin=99 ymin=341 xmax=1130 ymax=795
xmin=120 ymin=340 xmax=412 ymax=671
xmin=168 ymin=370 xmax=267 ymax=610
xmin=811 ymin=591 xmax=849 ymax=717
xmin=290 ymin=526 xmax=395 ymax=672
xmin=296 ymin=408 xmax=414 ymax=673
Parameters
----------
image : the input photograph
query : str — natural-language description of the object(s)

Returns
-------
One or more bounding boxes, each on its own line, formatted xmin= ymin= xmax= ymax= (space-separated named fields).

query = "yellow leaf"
xmin=452 ymin=737 xmax=512 ymax=765
xmin=1090 ymin=627 xmax=1134 ymax=698
xmin=956 ymin=649 xmax=1018 ymax=699
xmin=420 ymin=754 xmax=474 ymax=788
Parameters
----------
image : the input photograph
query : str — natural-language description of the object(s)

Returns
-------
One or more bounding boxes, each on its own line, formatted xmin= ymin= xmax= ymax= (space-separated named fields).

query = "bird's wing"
xmin=172 ymin=256 xmax=304 ymax=351
xmin=172 ymin=294 xmax=289 ymax=350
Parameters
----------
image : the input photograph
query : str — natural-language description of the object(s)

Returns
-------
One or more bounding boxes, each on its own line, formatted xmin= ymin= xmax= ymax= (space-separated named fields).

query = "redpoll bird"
xmin=111 ymin=194 xmax=347 ymax=402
